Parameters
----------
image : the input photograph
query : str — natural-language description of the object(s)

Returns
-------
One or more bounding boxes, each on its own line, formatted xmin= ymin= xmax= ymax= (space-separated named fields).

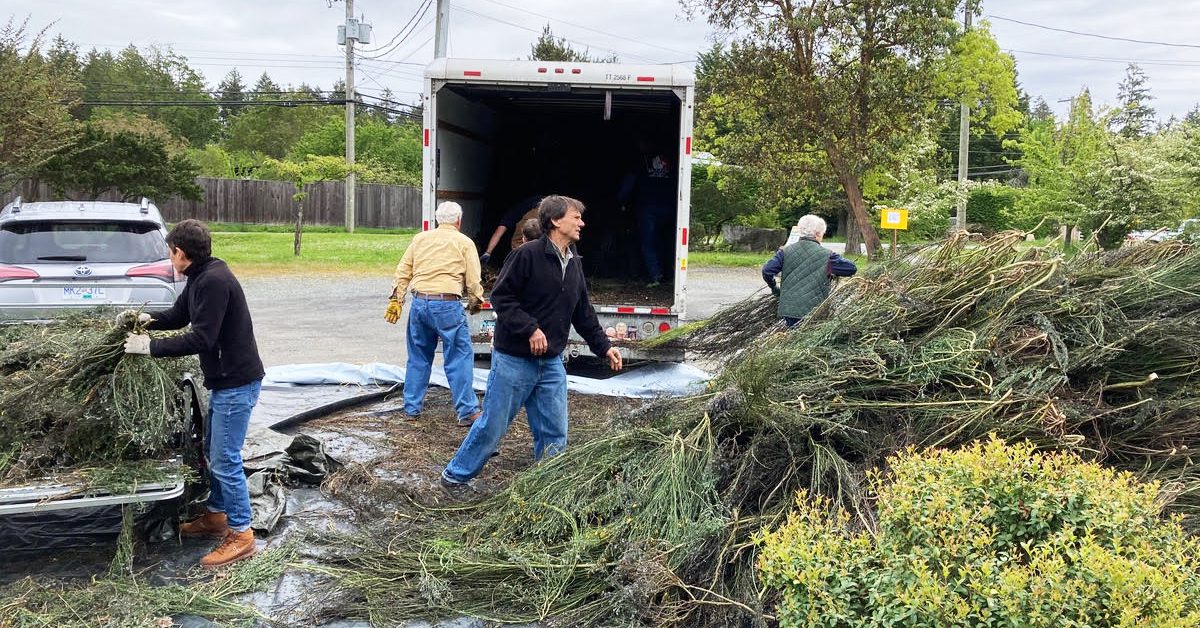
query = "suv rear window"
xmin=0 ymin=221 xmax=169 ymax=264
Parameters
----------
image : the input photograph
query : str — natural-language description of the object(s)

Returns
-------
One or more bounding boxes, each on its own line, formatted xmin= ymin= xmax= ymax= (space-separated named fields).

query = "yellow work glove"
xmin=467 ymin=296 xmax=483 ymax=315
xmin=384 ymin=299 xmax=402 ymax=324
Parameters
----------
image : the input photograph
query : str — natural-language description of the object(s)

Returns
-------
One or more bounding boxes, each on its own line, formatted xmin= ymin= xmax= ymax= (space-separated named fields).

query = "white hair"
xmin=795 ymin=214 xmax=827 ymax=239
xmin=435 ymin=201 xmax=463 ymax=225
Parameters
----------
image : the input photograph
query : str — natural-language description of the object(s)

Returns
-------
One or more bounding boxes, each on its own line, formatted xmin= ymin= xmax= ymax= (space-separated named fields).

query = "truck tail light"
xmin=126 ymin=260 xmax=177 ymax=282
xmin=0 ymin=264 xmax=38 ymax=282
xmin=659 ymin=322 xmax=671 ymax=333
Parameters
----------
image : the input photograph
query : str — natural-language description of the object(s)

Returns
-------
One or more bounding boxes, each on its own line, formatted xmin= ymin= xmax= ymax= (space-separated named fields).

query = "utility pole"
xmin=434 ymin=0 xmax=449 ymax=58
xmin=344 ymin=0 xmax=357 ymax=233
xmin=954 ymin=5 xmax=972 ymax=232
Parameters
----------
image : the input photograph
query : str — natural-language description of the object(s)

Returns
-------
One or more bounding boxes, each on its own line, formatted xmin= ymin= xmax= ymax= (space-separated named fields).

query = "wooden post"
xmin=891 ymin=228 xmax=897 ymax=261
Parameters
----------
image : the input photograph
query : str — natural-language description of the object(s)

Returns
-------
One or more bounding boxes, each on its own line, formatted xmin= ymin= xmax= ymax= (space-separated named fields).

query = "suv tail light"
xmin=0 ymin=264 xmax=39 ymax=282
xmin=126 ymin=260 xmax=177 ymax=282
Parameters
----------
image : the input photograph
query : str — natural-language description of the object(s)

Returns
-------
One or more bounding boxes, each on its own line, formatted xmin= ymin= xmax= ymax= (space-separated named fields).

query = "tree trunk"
xmin=824 ymin=143 xmax=882 ymax=259
xmin=294 ymin=208 xmax=303 ymax=257
xmin=845 ymin=209 xmax=863 ymax=257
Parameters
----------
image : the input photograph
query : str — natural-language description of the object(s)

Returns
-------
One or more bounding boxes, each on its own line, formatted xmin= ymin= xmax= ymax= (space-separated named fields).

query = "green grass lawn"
xmin=214 ymin=230 xmax=413 ymax=276
xmin=213 ymin=229 xmax=861 ymax=276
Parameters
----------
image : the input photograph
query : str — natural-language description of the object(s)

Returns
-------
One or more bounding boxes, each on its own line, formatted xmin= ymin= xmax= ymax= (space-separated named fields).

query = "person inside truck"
xmin=618 ymin=139 xmax=677 ymax=287
xmin=385 ymin=201 xmax=485 ymax=426
xmin=480 ymin=194 xmax=543 ymax=265
xmin=761 ymin=214 xmax=858 ymax=328
xmin=120 ymin=218 xmax=265 ymax=569
xmin=440 ymin=195 xmax=623 ymax=497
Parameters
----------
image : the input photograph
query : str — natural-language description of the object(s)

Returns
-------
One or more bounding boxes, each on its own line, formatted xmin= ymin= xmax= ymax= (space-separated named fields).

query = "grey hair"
xmin=795 ymin=214 xmax=827 ymax=239
xmin=435 ymin=201 xmax=463 ymax=225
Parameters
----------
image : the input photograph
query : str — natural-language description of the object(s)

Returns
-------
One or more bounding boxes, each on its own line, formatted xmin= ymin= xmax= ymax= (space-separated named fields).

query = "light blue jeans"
xmin=404 ymin=296 xmax=480 ymax=420
xmin=443 ymin=349 xmax=568 ymax=483
xmin=205 ymin=379 xmax=261 ymax=532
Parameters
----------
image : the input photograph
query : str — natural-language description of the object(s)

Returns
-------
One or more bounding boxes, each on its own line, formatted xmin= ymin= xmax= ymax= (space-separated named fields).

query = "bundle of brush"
xmin=0 ymin=311 xmax=199 ymax=484
xmin=319 ymin=233 xmax=1200 ymax=627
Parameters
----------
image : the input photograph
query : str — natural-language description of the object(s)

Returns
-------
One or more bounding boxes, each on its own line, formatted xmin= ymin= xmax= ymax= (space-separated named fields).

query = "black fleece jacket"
xmin=490 ymin=236 xmax=611 ymax=359
xmin=148 ymin=257 xmax=265 ymax=390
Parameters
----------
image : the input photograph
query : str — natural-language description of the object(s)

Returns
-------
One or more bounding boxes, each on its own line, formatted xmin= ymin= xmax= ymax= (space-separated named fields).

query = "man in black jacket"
xmin=122 ymin=219 xmax=264 ymax=568
xmin=442 ymin=196 xmax=622 ymax=492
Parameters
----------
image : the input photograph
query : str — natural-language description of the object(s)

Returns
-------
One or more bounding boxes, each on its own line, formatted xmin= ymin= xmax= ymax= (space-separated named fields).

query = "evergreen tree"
xmin=528 ymin=24 xmax=617 ymax=63
xmin=251 ymin=72 xmax=280 ymax=99
xmin=1113 ymin=63 xmax=1156 ymax=138
xmin=1185 ymin=103 xmax=1200 ymax=126
xmin=217 ymin=68 xmax=246 ymax=126
xmin=1030 ymin=97 xmax=1055 ymax=124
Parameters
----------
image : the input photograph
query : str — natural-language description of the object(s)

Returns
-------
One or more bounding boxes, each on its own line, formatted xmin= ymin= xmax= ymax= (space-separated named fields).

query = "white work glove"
xmin=124 ymin=333 xmax=152 ymax=355
xmin=115 ymin=310 xmax=152 ymax=329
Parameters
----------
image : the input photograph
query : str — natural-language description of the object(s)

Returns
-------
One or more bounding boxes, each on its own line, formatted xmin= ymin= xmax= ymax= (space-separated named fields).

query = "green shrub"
xmin=758 ymin=437 xmax=1200 ymax=627
xmin=966 ymin=184 xmax=1016 ymax=233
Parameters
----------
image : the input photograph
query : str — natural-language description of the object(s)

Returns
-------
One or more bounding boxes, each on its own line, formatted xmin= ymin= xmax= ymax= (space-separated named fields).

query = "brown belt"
xmin=414 ymin=291 xmax=461 ymax=301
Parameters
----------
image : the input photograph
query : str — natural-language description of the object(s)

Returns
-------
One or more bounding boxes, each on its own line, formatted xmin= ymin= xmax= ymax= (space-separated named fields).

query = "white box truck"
xmin=421 ymin=58 xmax=694 ymax=362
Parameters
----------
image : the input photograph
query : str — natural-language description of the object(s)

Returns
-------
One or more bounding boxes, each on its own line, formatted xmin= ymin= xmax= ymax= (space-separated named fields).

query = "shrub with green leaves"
xmin=758 ymin=438 xmax=1200 ymax=627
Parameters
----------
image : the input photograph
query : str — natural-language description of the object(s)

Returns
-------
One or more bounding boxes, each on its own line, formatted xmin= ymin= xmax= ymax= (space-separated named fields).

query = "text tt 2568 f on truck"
xmin=422 ymin=58 xmax=695 ymax=362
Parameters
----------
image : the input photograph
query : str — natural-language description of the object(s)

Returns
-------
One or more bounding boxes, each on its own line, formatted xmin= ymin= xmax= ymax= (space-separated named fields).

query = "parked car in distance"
xmin=0 ymin=197 xmax=184 ymax=322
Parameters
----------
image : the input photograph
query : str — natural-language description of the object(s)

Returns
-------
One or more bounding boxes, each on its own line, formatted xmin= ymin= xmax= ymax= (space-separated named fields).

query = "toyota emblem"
xmin=73 ymin=265 xmax=93 ymax=277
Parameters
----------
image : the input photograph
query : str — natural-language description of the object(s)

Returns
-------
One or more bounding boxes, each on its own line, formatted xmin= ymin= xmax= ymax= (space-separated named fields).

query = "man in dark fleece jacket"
xmin=442 ymin=195 xmax=622 ymax=492
xmin=121 ymin=219 xmax=264 ymax=568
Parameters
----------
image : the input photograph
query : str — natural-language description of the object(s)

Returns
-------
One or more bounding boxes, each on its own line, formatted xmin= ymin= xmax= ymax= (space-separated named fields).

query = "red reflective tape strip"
xmin=685 ymin=136 xmax=692 ymax=154
xmin=482 ymin=302 xmax=493 ymax=309
xmin=423 ymin=220 xmax=429 ymax=231
xmin=616 ymin=306 xmax=635 ymax=313
xmin=636 ymin=76 xmax=655 ymax=82
xmin=464 ymin=70 xmax=482 ymax=76
xmin=682 ymin=228 xmax=688 ymax=246
xmin=650 ymin=307 xmax=670 ymax=315
xmin=423 ymin=129 xmax=429 ymax=146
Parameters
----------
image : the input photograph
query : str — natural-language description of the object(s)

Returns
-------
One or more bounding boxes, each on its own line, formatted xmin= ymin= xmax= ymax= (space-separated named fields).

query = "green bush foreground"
xmin=758 ymin=438 xmax=1200 ymax=627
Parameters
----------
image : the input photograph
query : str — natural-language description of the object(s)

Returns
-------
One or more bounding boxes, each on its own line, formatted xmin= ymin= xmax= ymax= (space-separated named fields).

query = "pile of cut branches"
xmin=319 ymin=233 xmax=1200 ymax=626
xmin=0 ymin=312 xmax=199 ymax=486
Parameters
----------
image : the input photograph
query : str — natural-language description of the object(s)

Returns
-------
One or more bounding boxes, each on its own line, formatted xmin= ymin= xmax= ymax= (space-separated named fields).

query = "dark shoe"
xmin=201 ymin=529 xmax=256 ymax=568
xmin=457 ymin=410 xmax=482 ymax=427
xmin=439 ymin=474 xmax=473 ymax=501
xmin=179 ymin=511 xmax=229 ymax=539
xmin=403 ymin=412 xmax=420 ymax=420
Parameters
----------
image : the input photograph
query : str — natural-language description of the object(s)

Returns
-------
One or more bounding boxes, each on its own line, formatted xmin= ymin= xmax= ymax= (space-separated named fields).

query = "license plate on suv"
xmin=63 ymin=287 xmax=107 ymax=301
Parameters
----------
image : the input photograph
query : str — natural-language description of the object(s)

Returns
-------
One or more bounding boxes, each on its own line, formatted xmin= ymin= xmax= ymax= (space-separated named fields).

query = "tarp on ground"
xmin=262 ymin=361 xmax=710 ymax=398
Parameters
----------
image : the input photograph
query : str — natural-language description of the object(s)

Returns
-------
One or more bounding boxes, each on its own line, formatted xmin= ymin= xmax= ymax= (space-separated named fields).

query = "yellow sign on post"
xmin=878 ymin=208 xmax=909 ymax=261
xmin=880 ymin=208 xmax=909 ymax=230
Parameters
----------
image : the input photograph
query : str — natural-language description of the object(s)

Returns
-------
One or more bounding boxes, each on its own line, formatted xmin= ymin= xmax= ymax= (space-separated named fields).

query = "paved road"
xmin=242 ymin=265 xmax=768 ymax=367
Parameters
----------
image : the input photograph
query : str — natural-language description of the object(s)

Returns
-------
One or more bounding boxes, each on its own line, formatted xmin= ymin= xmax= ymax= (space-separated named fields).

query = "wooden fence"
xmin=1 ymin=177 xmax=422 ymax=229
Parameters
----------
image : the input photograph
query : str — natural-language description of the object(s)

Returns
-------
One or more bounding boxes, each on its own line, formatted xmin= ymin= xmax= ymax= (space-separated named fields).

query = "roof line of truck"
xmin=424 ymin=58 xmax=695 ymax=87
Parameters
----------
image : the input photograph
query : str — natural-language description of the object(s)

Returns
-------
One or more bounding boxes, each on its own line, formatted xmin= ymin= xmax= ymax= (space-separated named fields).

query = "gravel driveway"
xmin=241 ymin=265 xmax=766 ymax=367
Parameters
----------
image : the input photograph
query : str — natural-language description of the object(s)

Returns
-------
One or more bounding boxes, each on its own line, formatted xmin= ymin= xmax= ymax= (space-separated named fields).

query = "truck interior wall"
xmin=443 ymin=85 xmax=681 ymax=284
xmin=433 ymin=89 xmax=494 ymax=238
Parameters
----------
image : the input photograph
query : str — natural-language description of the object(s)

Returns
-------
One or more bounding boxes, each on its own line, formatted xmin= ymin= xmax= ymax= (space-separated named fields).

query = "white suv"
xmin=0 ymin=197 xmax=185 ymax=321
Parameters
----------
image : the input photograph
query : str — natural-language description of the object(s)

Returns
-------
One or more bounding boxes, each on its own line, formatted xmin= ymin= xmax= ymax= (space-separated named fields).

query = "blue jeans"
xmin=405 ymin=296 xmax=479 ymax=420
xmin=443 ymin=349 xmax=568 ymax=483
xmin=638 ymin=206 xmax=673 ymax=282
xmin=205 ymin=379 xmax=261 ymax=532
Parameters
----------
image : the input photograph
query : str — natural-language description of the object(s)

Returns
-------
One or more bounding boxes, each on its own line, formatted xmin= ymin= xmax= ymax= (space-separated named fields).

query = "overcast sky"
xmin=9 ymin=0 xmax=1200 ymax=122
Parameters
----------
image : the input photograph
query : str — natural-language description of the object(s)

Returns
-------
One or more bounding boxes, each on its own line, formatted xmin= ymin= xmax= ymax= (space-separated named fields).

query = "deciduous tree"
xmin=0 ymin=20 xmax=80 ymax=191
xmin=686 ymin=0 xmax=1019 ymax=257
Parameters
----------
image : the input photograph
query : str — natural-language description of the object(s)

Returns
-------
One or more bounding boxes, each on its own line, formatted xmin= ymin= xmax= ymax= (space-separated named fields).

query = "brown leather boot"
xmin=200 ymin=529 xmax=257 ymax=568
xmin=179 ymin=511 xmax=228 ymax=538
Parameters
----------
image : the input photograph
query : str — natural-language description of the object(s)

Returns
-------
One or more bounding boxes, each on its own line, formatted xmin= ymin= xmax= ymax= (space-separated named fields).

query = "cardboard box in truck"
xmin=421 ymin=58 xmax=694 ymax=362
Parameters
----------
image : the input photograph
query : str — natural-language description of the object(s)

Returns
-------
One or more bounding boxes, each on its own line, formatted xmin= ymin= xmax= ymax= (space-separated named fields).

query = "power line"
xmin=450 ymin=3 xmax=662 ymax=64
xmin=360 ymin=0 xmax=435 ymax=59
xmin=988 ymin=15 xmax=1200 ymax=50
xmin=467 ymin=0 xmax=691 ymax=57
xmin=1006 ymin=48 xmax=1200 ymax=68
xmin=360 ymin=0 xmax=432 ymax=54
